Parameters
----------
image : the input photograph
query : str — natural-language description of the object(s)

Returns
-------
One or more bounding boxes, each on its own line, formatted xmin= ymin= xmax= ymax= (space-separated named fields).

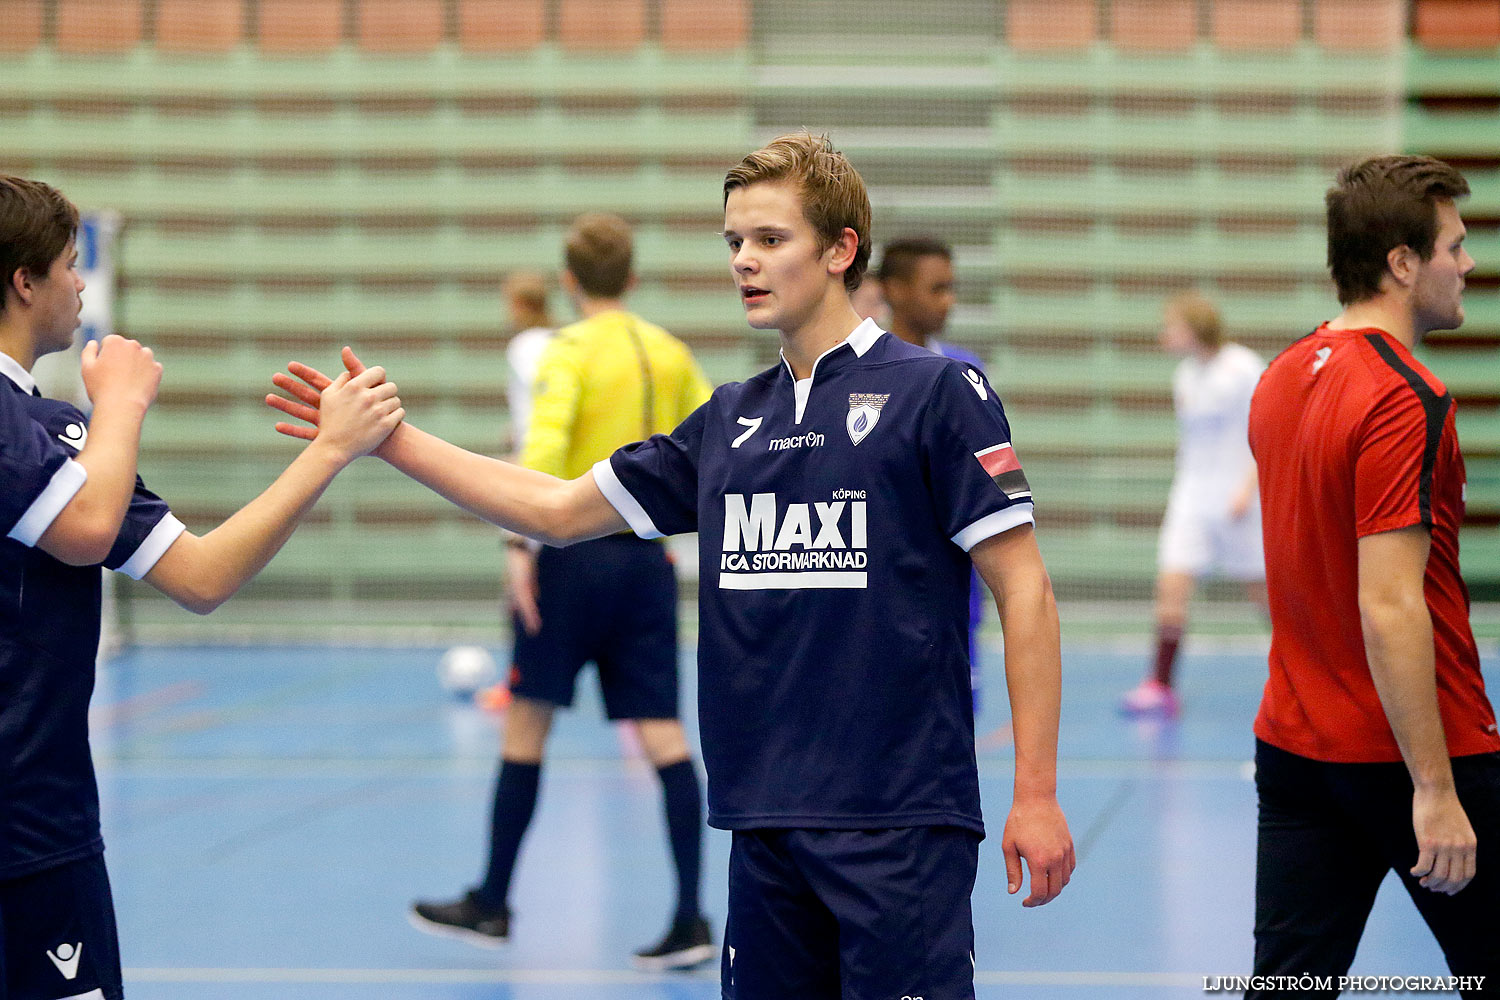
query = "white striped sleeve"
xmin=6 ymin=459 xmax=87 ymax=547
xmin=115 ymin=513 xmax=187 ymax=580
xmin=951 ymin=502 xmax=1034 ymax=552
xmin=591 ymin=458 xmax=663 ymax=540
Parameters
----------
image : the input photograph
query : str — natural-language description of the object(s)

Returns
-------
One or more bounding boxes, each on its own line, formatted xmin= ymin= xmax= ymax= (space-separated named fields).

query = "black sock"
xmin=475 ymin=760 xmax=541 ymax=910
xmin=655 ymin=759 xmax=703 ymax=925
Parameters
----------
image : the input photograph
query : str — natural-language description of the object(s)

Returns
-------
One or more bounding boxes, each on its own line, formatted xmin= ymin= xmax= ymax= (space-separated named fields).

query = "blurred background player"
xmin=878 ymin=235 xmax=988 ymax=711
xmin=1121 ymin=292 xmax=1267 ymax=718
xmin=474 ymin=270 xmax=555 ymax=712
xmin=501 ymin=270 xmax=555 ymax=456
xmin=1246 ymin=154 xmax=1497 ymax=998
xmin=0 ymin=175 xmax=401 ymax=1000
xmin=408 ymin=213 xmax=715 ymax=970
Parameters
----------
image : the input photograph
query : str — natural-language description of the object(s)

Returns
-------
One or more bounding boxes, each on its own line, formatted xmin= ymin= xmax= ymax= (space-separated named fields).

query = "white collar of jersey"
xmin=778 ymin=317 xmax=885 ymax=380
xmin=779 ymin=319 xmax=886 ymax=424
xmin=0 ymin=350 xmax=37 ymax=395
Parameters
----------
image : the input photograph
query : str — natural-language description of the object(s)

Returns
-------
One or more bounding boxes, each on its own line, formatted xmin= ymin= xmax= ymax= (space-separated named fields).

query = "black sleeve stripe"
xmin=1364 ymin=334 xmax=1452 ymax=528
xmin=993 ymin=469 xmax=1032 ymax=501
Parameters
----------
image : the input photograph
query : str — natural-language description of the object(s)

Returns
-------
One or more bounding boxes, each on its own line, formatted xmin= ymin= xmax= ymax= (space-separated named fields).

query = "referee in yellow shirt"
xmin=410 ymin=214 xmax=715 ymax=970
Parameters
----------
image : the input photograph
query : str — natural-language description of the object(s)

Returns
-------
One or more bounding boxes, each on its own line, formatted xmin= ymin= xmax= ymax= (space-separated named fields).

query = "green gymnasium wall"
xmin=0 ymin=1 xmax=1496 ymax=636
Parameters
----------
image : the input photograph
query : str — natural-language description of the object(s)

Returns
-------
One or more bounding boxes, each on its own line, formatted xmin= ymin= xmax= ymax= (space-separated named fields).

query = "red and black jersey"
xmin=1249 ymin=324 xmax=1500 ymax=763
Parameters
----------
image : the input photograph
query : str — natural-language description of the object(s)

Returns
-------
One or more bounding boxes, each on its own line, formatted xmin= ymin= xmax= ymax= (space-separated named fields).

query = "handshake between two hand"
xmin=265 ymin=346 xmax=402 ymax=463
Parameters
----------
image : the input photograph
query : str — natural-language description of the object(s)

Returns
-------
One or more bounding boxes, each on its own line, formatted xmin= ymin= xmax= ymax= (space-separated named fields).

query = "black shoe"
xmin=408 ymin=891 xmax=510 ymax=948
xmin=633 ymin=915 xmax=715 ymax=970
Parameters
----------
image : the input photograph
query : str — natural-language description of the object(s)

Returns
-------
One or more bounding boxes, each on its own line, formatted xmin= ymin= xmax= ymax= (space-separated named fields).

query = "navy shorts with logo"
xmin=722 ymin=826 xmax=980 ymax=1000
xmin=510 ymin=534 xmax=679 ymax=720
xmin=0 ymin=853 xmax=123 ymax=1000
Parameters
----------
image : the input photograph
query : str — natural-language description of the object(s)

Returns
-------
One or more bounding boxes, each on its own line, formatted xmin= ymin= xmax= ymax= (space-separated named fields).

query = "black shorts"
xmin=1252 ymin=741 xmax=1500 ymax=997
xmin=509 ymin=534 xmax=679 ymax=721
xmin=0 ymin=853 xmax=123 ymax=1000
xmin=722 ymin=827 xmax=980 ymax=1000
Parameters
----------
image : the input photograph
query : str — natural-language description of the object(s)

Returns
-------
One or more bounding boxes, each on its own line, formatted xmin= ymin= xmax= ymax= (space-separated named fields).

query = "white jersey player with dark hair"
xmin=1122 ymin=292 xmax=1268 ymax=718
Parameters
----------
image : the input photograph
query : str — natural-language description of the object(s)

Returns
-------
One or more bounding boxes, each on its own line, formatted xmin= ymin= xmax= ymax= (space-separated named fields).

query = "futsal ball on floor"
xmin=437 ymin=645 xmax=498 ymax=697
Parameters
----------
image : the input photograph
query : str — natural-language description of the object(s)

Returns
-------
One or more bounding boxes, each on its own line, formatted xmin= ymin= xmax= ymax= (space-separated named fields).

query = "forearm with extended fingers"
xmin=377 ymin=422 xmax=626 ymax=545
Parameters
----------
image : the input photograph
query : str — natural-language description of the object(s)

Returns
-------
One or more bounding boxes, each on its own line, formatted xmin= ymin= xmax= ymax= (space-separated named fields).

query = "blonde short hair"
xmin=723 ymin=131 xmax=872 ymax=291
xmin=1167 ymin=291 xmax=1223 ymax=349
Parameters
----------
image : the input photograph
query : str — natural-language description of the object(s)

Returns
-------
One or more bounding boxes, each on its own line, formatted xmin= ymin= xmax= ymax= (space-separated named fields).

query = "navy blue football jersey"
xmin=1 ymin=356 xmax=183 ymax=878
xmin=594 ymin=321 xmax=1034 ymax=834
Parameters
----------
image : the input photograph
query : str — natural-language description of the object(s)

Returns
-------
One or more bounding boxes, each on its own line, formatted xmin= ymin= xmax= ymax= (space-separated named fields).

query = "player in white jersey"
xmin=1121 ymin=292 xmax=1268 ymax=717
xmin=501 ymin=270 xmax=555 ymax=453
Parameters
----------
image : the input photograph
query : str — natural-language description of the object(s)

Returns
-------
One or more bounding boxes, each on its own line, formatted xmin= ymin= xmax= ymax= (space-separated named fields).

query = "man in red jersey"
xmin=1247 ymin=155 xmax=1497 ymax=997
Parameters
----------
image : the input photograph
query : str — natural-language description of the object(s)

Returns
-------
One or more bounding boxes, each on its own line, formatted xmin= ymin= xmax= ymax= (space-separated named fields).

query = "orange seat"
xmin=559 ymin=0 xmax=646 ymax=50
xmin=0 ymin=0 xmax=44 ymax=52
xmin=358 ymin=0 xmax=446 ymax=53
xmin=156 ymin=0 xmax=244 ymax=53
xmin=1312 ymin=0 xmax=1405 ymax=51
xmin=457 ymin=0 xmax=546 ymax=52
xmin=258 ymin=0 xmax=344 ymax=54
xmin=1210 ymin=0 xmax=1303 ymax=50
xmin=1414 ymin=0 xmax=1500 ymax=49
xmin=660 ymin=0 xmax=748 ymax=51
xmin=1111 ymin=0 xmax=1198 ymax=51
xmin=1007 ymin=0 xmax=1097 ymax=51
xmin=56 ymin=0 xmax=143 ymax=54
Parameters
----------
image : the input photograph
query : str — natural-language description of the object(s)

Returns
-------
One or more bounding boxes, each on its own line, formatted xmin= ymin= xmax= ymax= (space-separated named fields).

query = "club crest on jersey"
xmin=846 ymin=393 xmax=890 ymax=446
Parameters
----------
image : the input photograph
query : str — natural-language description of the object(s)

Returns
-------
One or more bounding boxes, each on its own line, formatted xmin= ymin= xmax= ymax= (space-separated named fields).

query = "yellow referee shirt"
xmin=521 ymin=309 xmax=711 ymax=480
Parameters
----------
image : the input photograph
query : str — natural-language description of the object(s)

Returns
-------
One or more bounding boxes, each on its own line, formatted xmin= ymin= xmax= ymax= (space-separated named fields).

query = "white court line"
xmin=126 ymin=968 xmax=1202 ymax=987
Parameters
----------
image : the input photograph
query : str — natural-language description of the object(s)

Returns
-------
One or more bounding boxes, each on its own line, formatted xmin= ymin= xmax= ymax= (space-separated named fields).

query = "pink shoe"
xmin=1119 ymin=679 xmax=1180 ymax=718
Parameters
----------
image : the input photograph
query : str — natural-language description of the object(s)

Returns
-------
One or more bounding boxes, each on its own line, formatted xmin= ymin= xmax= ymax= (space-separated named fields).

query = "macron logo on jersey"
xmin=47 ymin=942 xmax=82 ymax=980
xmin=720 ymin=491 xmax=868 ymax=590
xmin=1313 ymin=346 xmax=1332 ymax=374
xmin=57 ymin=422 xmax=87 ymax=451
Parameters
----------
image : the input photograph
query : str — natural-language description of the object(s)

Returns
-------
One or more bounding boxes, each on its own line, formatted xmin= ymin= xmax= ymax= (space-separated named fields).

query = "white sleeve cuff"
xmin=7 ymin=459 xmax=88 ymax=547
xmin=591 ymin=458 xmax=663 ymax=540
xmin=115 ymin=512 xmax=186 ymax=580
xmin=951 ymin=503 xmax=1035 ymax=552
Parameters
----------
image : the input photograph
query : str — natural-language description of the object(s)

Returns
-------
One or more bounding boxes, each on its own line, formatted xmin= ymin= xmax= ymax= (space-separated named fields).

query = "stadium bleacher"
xmin=1 ymin=0 xmax=1495 ymax=629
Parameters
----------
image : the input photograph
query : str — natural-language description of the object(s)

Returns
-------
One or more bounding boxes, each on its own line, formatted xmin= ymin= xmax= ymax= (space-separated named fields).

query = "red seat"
xmin=559 ymin=0 xmax=646 ymax=50
xmin=661 ymin=0 xmax=748 ymax=51
xmin=56 ymin=0 xmax=143 ymax=54
xmin=1111 ymin=0 xmax=1198 ymax=51
xmin=457 ymin=0 xmax=546 ymax=52
xmin=0 ymin=0 xmax=44 ymax=52
xmin=156 ymin=0 xmax=244 ymax=53
xmin=1211 ymin=0 xmax=1303 ymax=50
xmin=258 ymin=0 xmax=344 ymax=54
xmin=1414 ymin=0 xmax=1500 ymax=49
xmin=1313 ymin=0 xmax=1405 ymax=50
xmin=358 ymin=0 xmax=446 ymax=53
xmin=1007 ymin=0 xmax=1097 ymax=50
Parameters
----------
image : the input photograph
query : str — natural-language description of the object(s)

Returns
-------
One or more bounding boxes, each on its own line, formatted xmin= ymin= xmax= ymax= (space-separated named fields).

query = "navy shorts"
xmin=0 ymin=853 xmax=123 ymax=1000
xmin=722 ymin=827 xmax=980 ymax=1000
xmin=510 ymin=534 xmax=679 ymax=721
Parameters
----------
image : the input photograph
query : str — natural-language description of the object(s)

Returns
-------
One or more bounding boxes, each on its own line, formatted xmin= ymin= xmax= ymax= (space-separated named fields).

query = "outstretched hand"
xmin=266 ymin=347 xmax=397 ymax=461
xmin=266 ymin=347 xmax=375 ymax=441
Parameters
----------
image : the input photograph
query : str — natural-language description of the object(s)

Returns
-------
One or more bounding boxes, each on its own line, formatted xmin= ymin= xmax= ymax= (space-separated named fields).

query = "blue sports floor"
xmin=91 ymin=637 xmax=1495 ymax=999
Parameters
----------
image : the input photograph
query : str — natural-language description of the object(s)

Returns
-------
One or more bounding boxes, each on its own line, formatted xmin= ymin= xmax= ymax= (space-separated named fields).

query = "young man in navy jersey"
xmin=271 ymin=131 xmax=1075 ymax=997
xmin=1 ymin=175 xmax=404 ymax=1000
